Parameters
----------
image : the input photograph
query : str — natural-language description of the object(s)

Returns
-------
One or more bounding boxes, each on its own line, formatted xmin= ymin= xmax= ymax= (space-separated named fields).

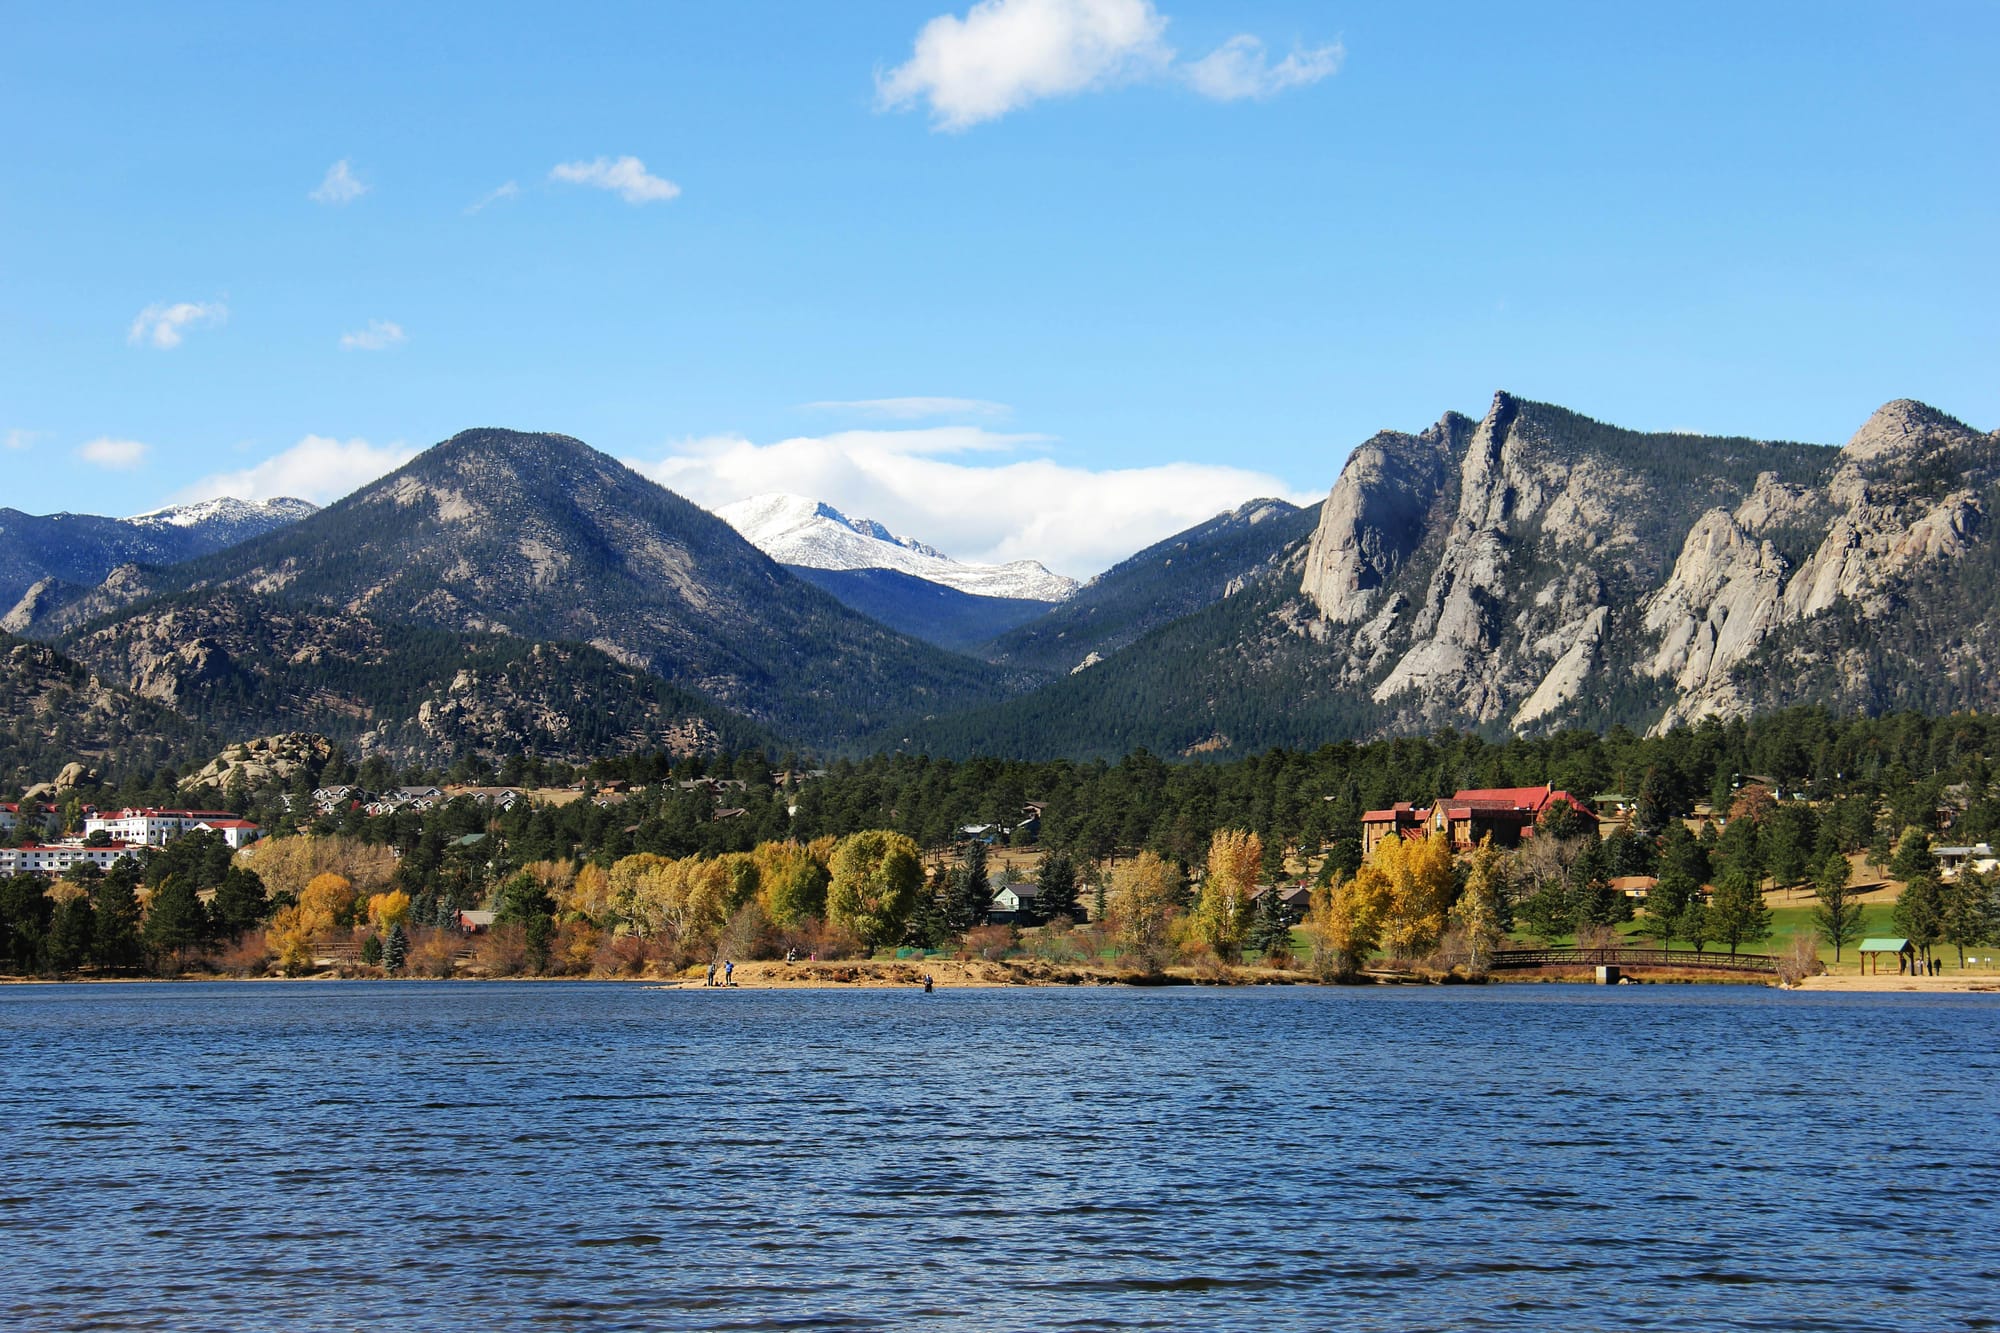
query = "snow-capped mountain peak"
xmin=126 ymin=496 xmax=318 ymax=532
xmin=716 ymin=493 xmax=1078 ymax=603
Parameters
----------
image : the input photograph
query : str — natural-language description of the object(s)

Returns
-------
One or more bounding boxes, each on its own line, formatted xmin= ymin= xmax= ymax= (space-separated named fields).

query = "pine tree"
xmin=1037 ymin=849 xmax=1079 ymax=922
xmin=1811 ymin=851 xmax=1865 ymax=963
xmin=1244 ymin=880 xmax=1293 ymax=962
xmin=1892 ymin=873 xmax=1945 ymax=967
xmin=210 ymin=866 xmax=268 ymax=938
xmin=943 ymin=841 xmax=991 ymax=934
xmin=92 ymin=871 xmax=143 ymax=970
xmin=47 ymin=893 xmax=95 ymax=974
xmin=143 ymin=874 xmax=208 ymax=969
xmin=1708 ymin=867 xmax=1772 ymax=957
xmin=383 ymin=922 xmax=409 ymax=973
xmin=1940 ymin=869 xmax=1995 ymax=968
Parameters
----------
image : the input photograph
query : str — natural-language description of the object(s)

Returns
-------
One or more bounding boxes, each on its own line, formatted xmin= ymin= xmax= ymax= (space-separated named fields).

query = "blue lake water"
xmin=1 ymin=982 xmax=1995 ymax=1331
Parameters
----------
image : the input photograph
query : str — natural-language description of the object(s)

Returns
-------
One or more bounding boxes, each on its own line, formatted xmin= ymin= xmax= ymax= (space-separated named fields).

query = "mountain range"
xmin=0 ymin=496 xmax=314 ymax=631
xmin=715 ymin=493 xmax=1076 ymax=651
xmin=3 ymin=394 xmax=1996 ymax=783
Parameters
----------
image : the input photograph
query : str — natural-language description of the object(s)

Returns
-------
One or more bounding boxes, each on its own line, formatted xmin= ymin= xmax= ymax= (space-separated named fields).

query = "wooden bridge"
xmin=1490 ymin=946 xmax=1779 ymax=975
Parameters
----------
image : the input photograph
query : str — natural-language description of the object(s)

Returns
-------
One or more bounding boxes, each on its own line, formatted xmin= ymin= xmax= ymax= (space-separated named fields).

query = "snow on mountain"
xmin=715 ymin=493 xmax=1079 ymax=603
xmin=126 ymin=496 xmax=318 ymax=532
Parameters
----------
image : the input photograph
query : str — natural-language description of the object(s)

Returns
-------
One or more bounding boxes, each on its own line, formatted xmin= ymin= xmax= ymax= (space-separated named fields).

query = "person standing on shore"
xmin=724 ymin=958 xmax=735 ymax=986
xmin=705 ymin=961 xmax=716 ymax=987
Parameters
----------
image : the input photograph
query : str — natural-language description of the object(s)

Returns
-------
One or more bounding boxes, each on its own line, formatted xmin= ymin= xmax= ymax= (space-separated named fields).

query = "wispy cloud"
xmin=128 ymin=300 xmax=226 ymax=349
xmin=877 ymin=0 xmax=1340 ymax=128
xmin=310 ymin=159 xmax=369 ymax=205
xmin=77 ymin=437 xmax=151 ymax=470
xmin=803 ymin=396 xmax=1012 ymax=421
xmin=628 ymin=425 xmax=1312 ymax=578
xmin=4 ymin=429 xmax=40 ymax=451
xmin=171 ymin=435 xmax=419 ymax=505
xmin=339 ymin=319 xmax=407 ymax=352
xmin=466 ymin=180 xmax=520 ymax=214
xmin=1183 ymin=35 xmax=1343 ymax=101
xmin=549 ymin=155 xmax=680 ymax=204
xmin=877 ymin=0 xmax=1171 ymax=131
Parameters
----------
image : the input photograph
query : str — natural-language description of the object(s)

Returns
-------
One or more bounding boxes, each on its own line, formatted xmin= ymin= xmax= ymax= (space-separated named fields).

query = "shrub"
xmin=960 ymin=924 xmax=1016 ymax=961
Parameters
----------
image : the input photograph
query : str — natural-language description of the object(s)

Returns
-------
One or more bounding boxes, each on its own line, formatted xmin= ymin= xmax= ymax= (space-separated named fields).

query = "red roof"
xmin=1445 ymin=787 xmax=1594 ymax=816
xmin=194 ymin=819 xmax=259 ymax=829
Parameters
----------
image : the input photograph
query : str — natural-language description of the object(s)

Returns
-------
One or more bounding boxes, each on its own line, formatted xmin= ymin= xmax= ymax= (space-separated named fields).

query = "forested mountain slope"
xmin=902 ymin=393 xmax=1999 ymax=759
xmin=69 ymin=429 xmax=999 ymax=745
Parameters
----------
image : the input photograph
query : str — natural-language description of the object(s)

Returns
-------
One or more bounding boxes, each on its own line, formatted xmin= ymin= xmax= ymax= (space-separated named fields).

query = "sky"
xmin=3 ymin=1 xmax=1996 ymax=577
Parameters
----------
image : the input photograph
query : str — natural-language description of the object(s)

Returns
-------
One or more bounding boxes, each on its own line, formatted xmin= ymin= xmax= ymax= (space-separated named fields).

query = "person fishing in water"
xmin=923 ymin=974 xmax=934 ymax=994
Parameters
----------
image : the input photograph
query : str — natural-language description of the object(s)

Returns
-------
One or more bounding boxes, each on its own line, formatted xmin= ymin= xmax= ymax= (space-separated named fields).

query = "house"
xmin=988 ymin=880 xmax=1038 ymax=924
xmin=83 ymin=808 xmax=240 ymax=848
xmin=1933 ymin=844 xmax=1995 ymax=880
xmin=1360 ymin=802 xmax=1427 ymax=856
xmin=0 ymin=802 xmax=57 ymax=840
xmin=1426 ymin=786 xmax=1596 ymax=851
xmin=189 ymin=818 xmax=263 ymax=850
xmin=456 ymin=910 xmax=496 ymax=934
xmin=1609 ymin=875 xmax=1657 ymax=899
xmin=1249 ymin=883 xmax=1313 ymax=920
xmin=0 ymin=841 xmax=141 ymax=876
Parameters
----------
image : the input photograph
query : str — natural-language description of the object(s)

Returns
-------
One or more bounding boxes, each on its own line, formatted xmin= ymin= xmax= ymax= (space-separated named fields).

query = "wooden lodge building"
xmin=1362 ymin=785 xmax=1597 ymax=856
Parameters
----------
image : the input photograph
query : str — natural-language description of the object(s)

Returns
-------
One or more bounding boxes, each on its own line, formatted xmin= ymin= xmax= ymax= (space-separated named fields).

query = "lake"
xmin=1 ymin=982 xmax=1994 ymax=1331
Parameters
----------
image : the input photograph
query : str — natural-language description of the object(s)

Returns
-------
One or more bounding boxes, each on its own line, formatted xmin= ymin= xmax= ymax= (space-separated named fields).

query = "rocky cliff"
xmin=1297 ymin=393 xmax=1997 ymax=736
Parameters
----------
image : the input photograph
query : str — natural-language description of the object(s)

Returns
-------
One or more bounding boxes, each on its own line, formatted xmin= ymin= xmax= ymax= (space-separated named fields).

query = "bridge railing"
xmin=1490 ymin=946 xmax=1778 ymax=974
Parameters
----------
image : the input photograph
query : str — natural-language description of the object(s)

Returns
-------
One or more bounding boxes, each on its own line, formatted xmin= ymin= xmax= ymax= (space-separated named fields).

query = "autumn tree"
xmin=752 ymin=841 xmax=830 ymax=928
xmin=1375 ymin=831 xmax=1456 ymax=961
xmin=826 ymin=831 xmax=922 ymax=951
xmin=1449 ymin=837 xmax=1509 ymax=974
xmin=1192 ymin=829 xmax=1260 ymax=961
xmin=1108 ymin=850 xmax=1184 ymax=974
xmin=266 ymin=872 xmax=357 ymax=973
xmin=1304 ymin=869 xmax=1387 ymax=981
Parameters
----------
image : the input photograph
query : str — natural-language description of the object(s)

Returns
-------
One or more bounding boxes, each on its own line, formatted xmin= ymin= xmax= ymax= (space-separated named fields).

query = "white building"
xmin=0 ymin=842 xmax=142 ymax=876
xmin=83 ymin=808 xmax=255 ymax=848
xmin=1 ymin=803 xmax=57 ymax=839
xmin=190 ymin=818 xmax=264 ymax=850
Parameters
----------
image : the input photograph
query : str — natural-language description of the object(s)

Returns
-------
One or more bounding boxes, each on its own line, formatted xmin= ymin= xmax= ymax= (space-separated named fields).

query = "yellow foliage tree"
xmin=1374 ymin=831 xmax=1456 ymax=961
xmin=1193 ymin=829 xmax=1261 ymax=961
xmin=267 ymin=873 xmax=356 ymax=973
xmin=566 ymin=862 xmax=615 ymax=921
xmin=628 ymin=857 xmax=729 ymax=950
xmin=240 ymin=835 xmax=396 ymax=904
xmin=1110 ymin=850 xmax=1184 ymax=973
xmin=1304 ymin=868 xmax=1389 ymax=980
xmin=366 ymin=889 xmax=411 ymax=929
xmin=752 ymin=840 xmax=830 ymax=927
xmin=607 ymin=854 xmax=675 ymax=932
xmin=1449 ymin=836 xmax=1509 ymax=973
xmin=825 ymin=831 xmax=922 ymax=949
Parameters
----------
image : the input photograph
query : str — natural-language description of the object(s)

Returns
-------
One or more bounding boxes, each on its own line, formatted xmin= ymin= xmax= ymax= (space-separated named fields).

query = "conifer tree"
xmin=1892 ymin=873 xmax=1945 ymax=968
xmin=143 ymin=874 xmax=207 ymax=969
xmin=383 ymin=922 xmax=408 ymax=973
xmin=1037 ymin=849 xmax=1079 ymax=922
xmin=943 ymin=840 xmax=991 ymax=934
xmin=92 ymin=868 xmax=143 ymax=970
xmin=1811 ymin=851 xmax=1865 ymax=963
xmin=1940 ymin=868 xmax=1995 ymax=968
xmin=1708 ymin=867 xmax=1771 ymax=957
xmin=47 ymin=893 xmax=95 ymax=974
xmin=1244 ymin=879 xmax=1293 ymax=963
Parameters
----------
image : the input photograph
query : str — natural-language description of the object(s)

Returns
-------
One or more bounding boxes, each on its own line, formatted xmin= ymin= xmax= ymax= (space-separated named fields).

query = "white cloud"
xmin=877 ymin=0 xmax=1172 ymax=130
xmin=339 ymin=320 xmax=407 ymax=351
xmin=1183 ymin=35 xmax=1343 ymax=101
xmin=310 ymin=159 xmax=369 ymax=205
xmin=171 ymin=435 xmax=419 ymax=506
xmin=627 ymin=425 xmax=1313 ymax=579
xmin=466 ymin=180 xmax=520 ymax=214
xmin=128 ymin=300 xmax=226 ymax=349
xmin=549 ymin=155 xmax=681 ymax=204
xmin=77 ymin=438 xmax=151 ymax=470
xmin=803 ymin=396 xmax=1011 ymax=420
xmin=4 ymin=429 xmax=39 ymax=451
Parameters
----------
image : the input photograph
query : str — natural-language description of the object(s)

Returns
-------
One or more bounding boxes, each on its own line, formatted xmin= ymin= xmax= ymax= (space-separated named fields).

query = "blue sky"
xmin=4 ymin=1 xmax=1995 ymax=575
